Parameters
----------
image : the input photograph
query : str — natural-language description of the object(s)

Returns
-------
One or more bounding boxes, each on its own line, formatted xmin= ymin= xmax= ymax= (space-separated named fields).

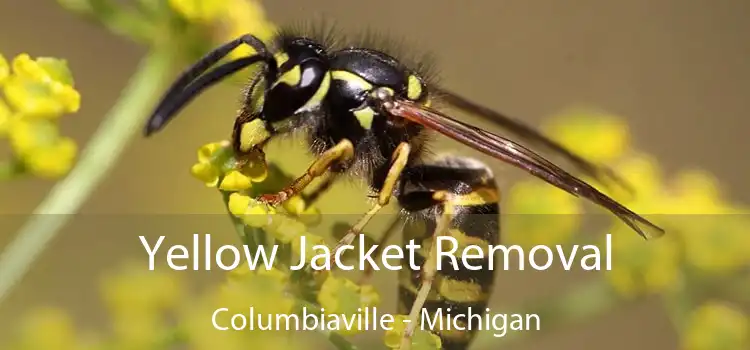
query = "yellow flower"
xmin=225 ymin=184 xmax=311 ymax=238
xmin=0 ymin=98 xmax=12 ymax=135
xmin=7 ymin=117 xmax=56 ymax=155
xmin=622 ymin=167 xmax=750 ymax=272
xmin=227 ymin=192 xmax=277 ymax=227
xmin=281 ymin=195 xmax=322 ymax=226
xmin=198 ymin=141 xmax=227 ymax=162
xmin=384 ymin=315 xmax=442 ymax=350
xmin=7 ymin=118 xmax=78 ymax=178
xmin=683 ymin=301 xmax=748 ymax=350
xmin=191 ymin=162 xmax=220 ymax=186
xmin=543 ymin=108 xmax=631 ymax=163
xmin=317 ymin=275 xmax=381 ymax=335
xmin=190 ymin=141 xmax=268 ymax=189
xmin=12 ymin=54 xmax=75 ymax=85
xmin=4 ymin=54 xmax=80 ymax=117
xmin=181 ymin=268 xmax=301 ymax=350
xmin=282 ymin=195 xmax=307 ymax=215
xmin=660 ymin=170 xmax=730 ymax=215
xmin=227 ymin=192 xmax=252 ymax=216
xmin=607 ymin=153 xmax=664 ymax=206
xmin=680 ymin=213 xmax=750 ymax=273
xmin=168 ymin=0 xmax=227 ymax=23
xmin=604 ymin=225 xmax=682 ymax=298
xmin=0 ymin=53 xmax=8 ymax=85
xmin=219 ymin=169 xmax=253 ymax=191
xmin=292 ymin=233 xmax=326 ymax=265
xmin=268 ymin=215 xmax=307 ymax=243
xmin=99 ymin=264 xmax=184 ymax=348
xmin=12 ymin=307 xmax=84 ymax=350
xmin=219 ymin=0 xmax=277 ymax=60
xmin=101 ymin=263 xmax=183 ymax=316
xmin=215 ymin=269 xmax=295 ymax=326
xmin=23 ymin=136 xmax=77 ymax=178
xmin=505 ymin=180 xmax=583 ymax=248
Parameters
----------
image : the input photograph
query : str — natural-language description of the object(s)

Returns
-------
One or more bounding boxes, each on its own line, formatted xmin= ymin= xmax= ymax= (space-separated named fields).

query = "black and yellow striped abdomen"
xmin=397 ymin=157 xmax=500 ymax=350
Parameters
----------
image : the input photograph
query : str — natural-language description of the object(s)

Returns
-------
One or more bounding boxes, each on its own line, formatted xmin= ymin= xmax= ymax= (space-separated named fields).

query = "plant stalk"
xmin=0 ymin=49 xmax=174 ymax=305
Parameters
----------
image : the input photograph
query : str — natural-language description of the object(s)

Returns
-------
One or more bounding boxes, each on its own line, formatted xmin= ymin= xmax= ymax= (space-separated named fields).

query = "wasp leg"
xmin=257 ymin=139 xmax=354 ymax=206
xmin=397 ymin=156 xmax=500 ymax=350
xmin=329 ymin=142 xmax=411 ymax=265
xmin=400 ymin=194 xmax=454 ymax=350
xmin=301 ymin=171 xmax=340 ymax=207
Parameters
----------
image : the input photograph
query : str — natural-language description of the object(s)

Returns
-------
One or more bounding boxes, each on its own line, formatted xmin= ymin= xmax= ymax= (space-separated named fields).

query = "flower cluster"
xmin=537 ymin=108 xmax=750 ymax=349
xmin=186 ymin=138 xmax=399 ymax=346
xmin=0 ymin=53 xmax=80 ymax=179
xmin=169 ymin=0 xmax=277 ymax=58
xmin=683 ymin=301 xmax=749 ymax=350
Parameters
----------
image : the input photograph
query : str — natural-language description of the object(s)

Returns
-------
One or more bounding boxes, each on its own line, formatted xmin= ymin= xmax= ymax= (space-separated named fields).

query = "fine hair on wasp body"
xmin=144 ymin=21 xmax=665 ymax=350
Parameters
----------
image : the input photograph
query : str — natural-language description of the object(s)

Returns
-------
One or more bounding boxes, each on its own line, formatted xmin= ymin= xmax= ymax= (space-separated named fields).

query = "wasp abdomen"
xmin=397 ymin=156 xmax=500 ymax=350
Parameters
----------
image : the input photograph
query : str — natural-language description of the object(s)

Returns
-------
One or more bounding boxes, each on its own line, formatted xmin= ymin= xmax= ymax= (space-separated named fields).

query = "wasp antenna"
xmin=144 ymin=34 xmax=275 ymax=136
xmin=145 ymin=56 xmax=270 ymax=136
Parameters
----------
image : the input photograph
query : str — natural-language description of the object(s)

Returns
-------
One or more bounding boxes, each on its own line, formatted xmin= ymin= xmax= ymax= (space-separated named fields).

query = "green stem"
xmin=0 ymin=49 xmax=174 ymax=305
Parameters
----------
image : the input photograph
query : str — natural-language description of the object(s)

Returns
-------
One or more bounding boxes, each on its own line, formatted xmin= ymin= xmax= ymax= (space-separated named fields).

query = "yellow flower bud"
xmin=292 ymin=233 xmax=326 ymax=265
xmin=317 ymin=275 xmax=381 ymax=335
xmin=17 ymin=308 xmax=79 ymax=350
xmin=222 ymin=0 xmax=277 ymax=60
xmin=8 ymin=118 xmax=59 ymax=156
xmin=190 ymin=162 xmax=219 ymax=186
xmin=604 ymin=227 xmax=681 ymax=297
xmin=3 ymin=75 xmax=80 ymax=118
xmin=282 ymin=195 xmax=306 ymax=215
xmin=682 ymin=217 xmax=750 ymax=273
xmin=543 ymin=109 xmax=630 ymax=163
xmin=505 ymin=180 xmax=582 ymax=248
xmin=0 ymin=99 xmax=12 ymax=135
xmin=50 ymin=81 xmax=80 ymax=113
xmin=24 ymin=137 xmax=77 ymax=178
xmin=102 ymin=263 xmax=183 ymax=315
xmin=241 ymin=203 xmax=275 ymax=227
xmin=226 ymin=266 xmax=251 ymax=281
xmin=296 ymin=206 xmax=322 ymax=226
xmin=227 ymin=193 xmax=252 ymax=217
xmin=219 ymin=169 xmax=253 ymax=191
xmin=4 ymin=54 xmax=79 ymax=117
xmin=683 ymin=301 xmax=748 ymax=350
xmin=197 ymin=141 xmax=226 ymax=163
xmin=269 ymin=216 xmax=306 ymax=244
xmin=168 ymin=0 xmax=227 ymax=23
xmin=0 ymin=54 xmax=8 ymax=85
xmin=12 ymin=54 xmax=51 ymax=81
xmin=256 ymin=267 xmax=290 ymax=285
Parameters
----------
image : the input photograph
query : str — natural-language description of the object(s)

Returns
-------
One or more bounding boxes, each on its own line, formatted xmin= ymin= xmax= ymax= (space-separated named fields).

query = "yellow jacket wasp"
xmin=144 ymin=25 xmax=664 ymax=350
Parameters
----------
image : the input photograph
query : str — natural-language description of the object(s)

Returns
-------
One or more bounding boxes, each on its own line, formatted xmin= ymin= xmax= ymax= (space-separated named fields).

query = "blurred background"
xmin=0 ymin=0 xmax=748 ymax=349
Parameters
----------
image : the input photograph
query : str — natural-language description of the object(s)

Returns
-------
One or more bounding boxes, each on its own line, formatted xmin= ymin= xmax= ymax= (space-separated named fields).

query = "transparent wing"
xmin=435 ymin=87 xmax=633 ymax=194
xmin=384 ymin=98 xmax=665 ymax=239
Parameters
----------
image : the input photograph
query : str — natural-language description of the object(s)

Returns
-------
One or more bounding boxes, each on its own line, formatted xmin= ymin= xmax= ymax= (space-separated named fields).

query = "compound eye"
xmin=406 ymin=74 xmax=427 ymax=102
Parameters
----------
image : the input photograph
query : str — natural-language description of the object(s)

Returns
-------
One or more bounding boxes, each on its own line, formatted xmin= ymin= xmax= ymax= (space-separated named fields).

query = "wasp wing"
xmin=385 ymin=98 xmax=665 ymax=239
xmin=434 ymin=87 xmax=633 ymax=194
